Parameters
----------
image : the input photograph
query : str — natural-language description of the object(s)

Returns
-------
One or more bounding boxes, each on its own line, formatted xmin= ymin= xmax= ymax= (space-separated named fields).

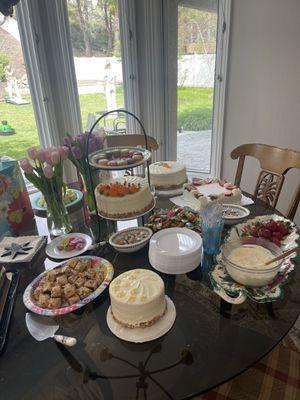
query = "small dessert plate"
xmin=221 ymin=204 xmax=250 ymax=225
xmin=46 ymin=233 xmax=93 ymax=260
xmin=106 ymin=296 xmax=176 ymax=343
xmin=149 ymin=227 xmax=202 ymax=274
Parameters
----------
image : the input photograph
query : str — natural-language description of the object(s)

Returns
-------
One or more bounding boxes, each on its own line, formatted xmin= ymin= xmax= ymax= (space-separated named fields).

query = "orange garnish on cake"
xmin=160 ymin=162 xmax=171 ymax=169
xmin=97 ymin=181 xmax=141 ymax=197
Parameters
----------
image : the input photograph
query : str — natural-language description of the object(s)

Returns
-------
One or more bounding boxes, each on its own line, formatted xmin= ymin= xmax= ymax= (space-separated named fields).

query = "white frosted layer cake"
xmin=95 ymin=176 xmax=154 ymax=219
xmin=148 ymin=161 xmax=187 ymax=189
xmin=183 ymin=178 xmax=242 ymax=210
xmin=109 ymin=269 xmax=167 ymax=328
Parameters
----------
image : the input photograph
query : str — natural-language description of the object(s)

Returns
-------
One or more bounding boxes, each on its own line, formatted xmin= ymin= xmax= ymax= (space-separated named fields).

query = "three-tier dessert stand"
xmin=85 ymin=109 xmax=154 ymax=243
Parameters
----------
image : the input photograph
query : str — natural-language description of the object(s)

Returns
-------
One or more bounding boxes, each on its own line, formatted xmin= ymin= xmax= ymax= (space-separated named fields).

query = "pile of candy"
xmin=241 ymin=218 xmax=292 ymax=247
xmin=57 ymin=236 xmax=86 ymax=252
xmin=145 ymin=207 xmax=201 ymax=233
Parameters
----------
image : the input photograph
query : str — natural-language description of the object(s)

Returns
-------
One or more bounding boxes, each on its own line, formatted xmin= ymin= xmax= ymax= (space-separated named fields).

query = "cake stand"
xmin=85 ymin=109 xmax=155 ymax=244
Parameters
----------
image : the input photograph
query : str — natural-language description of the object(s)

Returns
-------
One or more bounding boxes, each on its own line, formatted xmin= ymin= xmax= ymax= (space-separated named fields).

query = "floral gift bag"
xmin=0 ymin=159 xmax=34 ymax=238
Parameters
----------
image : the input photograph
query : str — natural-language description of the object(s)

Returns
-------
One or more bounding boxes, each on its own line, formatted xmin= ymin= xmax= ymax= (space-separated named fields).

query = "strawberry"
xmin=251 ymin=227 xmax=259 ymax=237
xmin=260 ymin=228 xmax=272 ymax=238
xmin=265 ymin=221 xmax=277 ymax=232
xmin=277 ymin=224 xmax=289 ymax=235
xmin=272 ymin=231 xmax=283 ymax=240
xmin=271 ymin=237 xmax=281 ymax=247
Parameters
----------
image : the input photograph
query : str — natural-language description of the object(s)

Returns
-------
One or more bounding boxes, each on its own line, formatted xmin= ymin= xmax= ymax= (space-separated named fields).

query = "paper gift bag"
xmin=0 ymin=160 xmax=34 ymax=237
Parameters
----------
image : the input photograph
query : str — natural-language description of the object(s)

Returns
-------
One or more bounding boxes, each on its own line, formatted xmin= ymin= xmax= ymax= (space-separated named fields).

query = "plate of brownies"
xmin=23 ymin=256 xmax=114 ymax=316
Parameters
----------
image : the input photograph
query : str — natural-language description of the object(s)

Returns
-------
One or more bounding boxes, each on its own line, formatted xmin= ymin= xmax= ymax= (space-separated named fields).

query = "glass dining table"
xmin=0 ymin=194 xmax=299 ymax=400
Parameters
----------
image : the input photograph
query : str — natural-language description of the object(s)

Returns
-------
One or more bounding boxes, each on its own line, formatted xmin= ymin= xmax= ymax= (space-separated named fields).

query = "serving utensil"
xmin=265 ymin=246 xmax=298 ymax=266
xmin=26 ymin=313 xmax=76 ymax=346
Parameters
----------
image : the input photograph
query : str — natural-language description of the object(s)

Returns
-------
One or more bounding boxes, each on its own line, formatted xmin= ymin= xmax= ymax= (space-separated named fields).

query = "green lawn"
xmin=0 ymin=87 xmax=213 ymax=160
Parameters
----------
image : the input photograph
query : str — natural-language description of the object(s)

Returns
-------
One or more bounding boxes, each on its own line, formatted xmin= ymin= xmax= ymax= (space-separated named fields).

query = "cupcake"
xmin=107 ymin=160 xmax=118 ymax=167
xmin=112 ymin=149 xmax=121 ymax=159
xmin=105 ymin=150 xmax=114 ymax=159
xmin=117 ymin=159 xmax=128 ymax=166
xmin=120 ymin=149 xmax=129 ymax=158
xmin=97 ymin=158 xmax=109 ymax=166
xmin=132 ymin=154 xmax=143 ymax=162
xmin=126 ymin=158 xmax=135 ymax=165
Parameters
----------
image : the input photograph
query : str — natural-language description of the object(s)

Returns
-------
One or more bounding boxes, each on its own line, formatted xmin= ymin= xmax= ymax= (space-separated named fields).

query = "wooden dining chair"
xmin=231 ymin=143 xmax=300 ymax=220
xmin=105 ymin=134 xmax=159 ymax=152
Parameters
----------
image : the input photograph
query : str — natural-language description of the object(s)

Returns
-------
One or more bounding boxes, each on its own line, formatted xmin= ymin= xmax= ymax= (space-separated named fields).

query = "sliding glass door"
xmin=175 ymin=0 xmax=230 ymax=177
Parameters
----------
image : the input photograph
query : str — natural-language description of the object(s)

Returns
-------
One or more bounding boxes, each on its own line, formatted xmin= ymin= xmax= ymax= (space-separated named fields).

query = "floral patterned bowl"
xmin=209 ymin=214 xmax=299 ymax=304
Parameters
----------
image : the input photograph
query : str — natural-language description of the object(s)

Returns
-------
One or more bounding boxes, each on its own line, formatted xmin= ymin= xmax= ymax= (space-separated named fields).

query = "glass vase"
xmin=44 ymin=192 xmax=72 ymax=237
xmin=81 ymin=169 xmax=110 ymax=214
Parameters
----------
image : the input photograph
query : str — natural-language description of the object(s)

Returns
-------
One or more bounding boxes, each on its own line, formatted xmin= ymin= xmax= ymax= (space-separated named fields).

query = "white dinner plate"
xmin=149 ymin=227 xmax=202 ymax=274
xmin=45 ymin=233 xmax=93 ymax=260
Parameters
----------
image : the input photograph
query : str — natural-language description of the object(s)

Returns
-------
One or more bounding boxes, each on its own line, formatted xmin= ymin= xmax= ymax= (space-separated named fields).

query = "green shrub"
xmin=0 ymin=53 xmax=9 ymax=81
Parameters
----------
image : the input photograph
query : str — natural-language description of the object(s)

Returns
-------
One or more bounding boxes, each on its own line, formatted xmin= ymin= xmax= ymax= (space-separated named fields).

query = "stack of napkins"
xmin=0 ymin=236 xmax=46 ymax=263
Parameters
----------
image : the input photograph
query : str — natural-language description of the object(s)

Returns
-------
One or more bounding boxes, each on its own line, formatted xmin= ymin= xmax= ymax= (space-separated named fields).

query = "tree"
xmin=97 ymin=0 xmax=117 ymax=55
xmin=67 ymin=0 xmax=119 ymax=57
xmin=75 ymin=0 xmax=92 ymax=56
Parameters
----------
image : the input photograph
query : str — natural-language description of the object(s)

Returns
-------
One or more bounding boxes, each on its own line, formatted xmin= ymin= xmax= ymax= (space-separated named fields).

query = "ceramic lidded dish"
xmin=221 ymin=237 xmax=283 ymax=287
xmin=109 ymin=227 xmax=153 ymax=253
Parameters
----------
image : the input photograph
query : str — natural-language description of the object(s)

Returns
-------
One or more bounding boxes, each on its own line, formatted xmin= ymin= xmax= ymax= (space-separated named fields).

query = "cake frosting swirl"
xmin=109 ymin=269 xmax=166 ymax=328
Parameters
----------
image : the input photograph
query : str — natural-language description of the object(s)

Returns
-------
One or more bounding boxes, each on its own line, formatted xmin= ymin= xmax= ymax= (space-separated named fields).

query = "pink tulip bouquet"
xmin=20 ymin=146 xmax=72 ymax=236
xmin=63 ymin=130 xmax=105 ymax=212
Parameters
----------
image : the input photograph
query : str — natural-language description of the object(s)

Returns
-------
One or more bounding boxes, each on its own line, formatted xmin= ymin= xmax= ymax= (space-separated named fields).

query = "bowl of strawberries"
xmin=241 ymin=218 xmax=292 ymax=247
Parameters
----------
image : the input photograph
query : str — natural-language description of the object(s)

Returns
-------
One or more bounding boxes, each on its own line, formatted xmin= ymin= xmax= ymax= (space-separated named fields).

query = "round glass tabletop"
xmin=0 ymin=195 xmax=299 ymax=400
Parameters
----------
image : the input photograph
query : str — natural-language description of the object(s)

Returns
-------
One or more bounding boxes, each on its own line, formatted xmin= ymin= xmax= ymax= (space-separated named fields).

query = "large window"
xmin=67 ymin=0 xmax=125 ymax=132
xmin=0 ymin=14 xmax=40 ymax=160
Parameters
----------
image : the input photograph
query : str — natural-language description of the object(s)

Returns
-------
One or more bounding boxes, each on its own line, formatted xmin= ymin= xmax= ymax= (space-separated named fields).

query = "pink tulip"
xmin=36 ymin=149 xmax=46 ymax=163
xmin=43 ymin=163 xmax=54 ymax=179
xmin=58 ymin=146 xmax=69 ymax=161
xmin=27 ymin=147 xmax=37 ymax=160
xmin=44 ymin=149 xmax=53 ymax=165
xmin=20 ymin=158 xmax=33 ymax=174
xmin=51 ymin=150 xmax=61 ymax=165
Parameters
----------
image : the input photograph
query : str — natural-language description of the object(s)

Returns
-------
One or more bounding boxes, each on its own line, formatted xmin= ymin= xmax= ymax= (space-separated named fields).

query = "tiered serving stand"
xmin=85 ymin=109 xmax=155 ymax=243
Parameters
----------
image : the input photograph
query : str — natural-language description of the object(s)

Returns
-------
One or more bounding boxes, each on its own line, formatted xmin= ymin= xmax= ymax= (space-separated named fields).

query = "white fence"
xmin=74 ymin=54 xmax=215 ymax=89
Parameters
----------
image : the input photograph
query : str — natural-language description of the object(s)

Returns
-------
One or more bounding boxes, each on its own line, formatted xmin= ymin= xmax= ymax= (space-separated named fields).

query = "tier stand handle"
xmin=85 ymin=109 xmax=151 ymax=243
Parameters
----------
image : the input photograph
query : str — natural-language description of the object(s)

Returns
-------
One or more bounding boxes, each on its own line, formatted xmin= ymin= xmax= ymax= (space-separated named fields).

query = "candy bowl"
xmin=109 ymin=227 xmax=153 ymax=253
xmin=221 ymin=204 xmax=250 ymax=225
xmin=221 ymin=237 xmax=283 ymax=287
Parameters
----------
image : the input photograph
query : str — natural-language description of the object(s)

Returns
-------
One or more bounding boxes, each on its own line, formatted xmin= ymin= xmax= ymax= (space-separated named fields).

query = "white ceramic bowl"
xmin=149 ymin=227 xmax=202 ymax=274
xmin=221 ymin=204 xmax=250 ymax=225
xmin=109 ymin=227 xmax=152 ymax=253
xmin=221 ymin=237 xmax=283 ymax=287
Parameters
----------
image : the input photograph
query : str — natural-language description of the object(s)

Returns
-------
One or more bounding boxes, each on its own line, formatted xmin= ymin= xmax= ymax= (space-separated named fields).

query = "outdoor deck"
xmin=177 ymin=130 xmax=211 ymax=173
